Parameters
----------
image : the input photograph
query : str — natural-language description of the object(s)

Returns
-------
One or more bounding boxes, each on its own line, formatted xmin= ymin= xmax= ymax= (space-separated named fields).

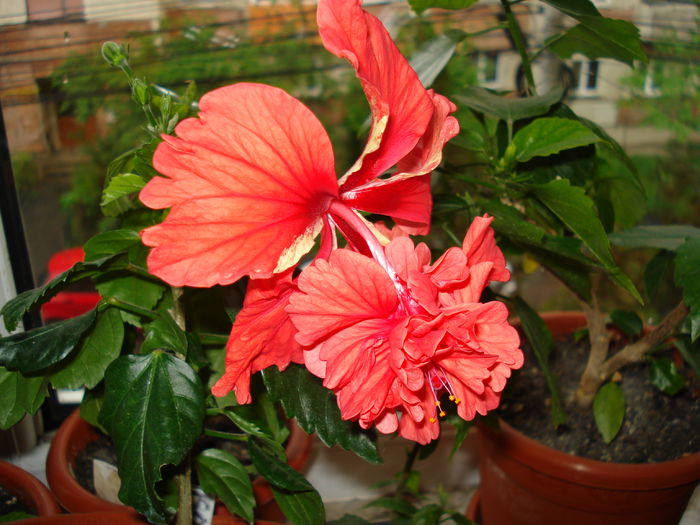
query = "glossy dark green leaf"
xmin=50 ymin=307 xmax=124 ymax=390
xmin=0 ymin=310 xmax=97 ymax=373
xmin=644 ymin=251 xmax=674 ymax=301
xmin=456 ymin=86 xmax=564 ymax=122
xmin=513 ymin=297 xmax=567 ymax=427
xmin=433 ymin=194 xmax=469 ymax=214
xmin=0 ymin=367 xmax=48 ymax=429
xmin=83 ymin=230 xmax=142 ymax=261
xmin=675 ymin=238 xmax=700 ymax=341
xmin=610 ymin=225 xmax=700 ymax=251
xmin=512 ymin=118 xmax=600 ymax=163
xmin=249 ymin=437 xmax=313 ymax=492
xmin=79 ymin=387 xmax=107 ymax=433
xmin=99 ymin=352 xmax=205 ymax=524
xmin=593 ymin=381 xmax=625 ymax=443
xmin=594 ymin=151 xmax=646 ymax=230
xmin=483 ymin=200 xmax=545 ymax=245
xmin=141 ymin=314 xmax=188 ymax=355
xmin=408 ymin=0 xmax=477 ymax=14
xmin=447 ymin=415 xmax=473 ymax=459
xmin=609 ymin=310 xmax=643 ymax=338
xmin=410 ymin=30 xmax=465 ymax=88
xmin=529 ymin=178 xmax=641 ymax=302
xmin=101 ymin=173 xmax=146 ymax=210
xmin=1 ymin=257 xmax=114 ymax=332
xmin=271 ymin=486 xmax=325 ymax=525
xmin=95 ymin=273 xmax=165 ymax=327
xmin=541 ymin=0 xmax=600 ymax=18
xmin=547 ymin=18 xmax=646 ymax=66
xmin=262 ymin=365 xmax=380 ymax=464
xmin=196 ymin=449 xmax=255 ymax=523
xmin=649 ymin=358 xmax=685 ymax=396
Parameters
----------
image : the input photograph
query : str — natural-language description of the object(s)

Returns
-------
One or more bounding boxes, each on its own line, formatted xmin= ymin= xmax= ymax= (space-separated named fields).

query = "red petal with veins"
xmin=140 ymin=83 xmax=338 ymax=287
xmin=287 ymin=249 xmax=398 ymax=347
xmin=462 ymin=215 xmax=510 ymax=283
xmin=318 ymin=0 xmax=434 ymax=191
xmin=211 ymin=270 xmax=303 ymax=404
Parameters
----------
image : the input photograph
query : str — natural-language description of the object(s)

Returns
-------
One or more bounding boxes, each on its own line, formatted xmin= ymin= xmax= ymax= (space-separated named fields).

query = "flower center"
xmin=426 ymin=366 xmax=461 ymax=423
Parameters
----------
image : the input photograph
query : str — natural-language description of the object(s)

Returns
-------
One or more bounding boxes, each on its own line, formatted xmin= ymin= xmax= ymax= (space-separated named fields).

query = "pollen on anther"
xmin=439 ymin=411 xmax=446 ymax=417
xmin=429 ymin=417 xmax=437 ymax=423
xmin=448 ymin=395 xmax=455 ymax=401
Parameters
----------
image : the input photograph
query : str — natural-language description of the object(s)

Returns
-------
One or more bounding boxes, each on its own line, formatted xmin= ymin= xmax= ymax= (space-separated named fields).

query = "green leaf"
xmin=328 ymin=515 xmax=373 ymax=525
xmin=95 ymin=273 xmax=165 ymax=327
xmin=456 ymin=86 xmax=564 ymax=123
xmin=249 ymin=437 xmax=313 ymax=492
xmin=0 ymin=310 xmax=97 ymax=373
xmin=0 ymin=511 xmax=36 ymax=522
xmin=675 ymin=335 xmax=700 ymax=379
xmin=50 ymin=307 xmax=124 ymax=390
xmin=84 ymin=230 xmax=142 ymax=261
xmin=141 ymin=314 xmax=188 ymax=355
xmin=367 ymin=497 xmax=416 ymax=515
xmin=410 ymin=30 xmax=465 ymax=88
xmin=262 ymin=365 xmax=380 ymax=464
xmin=447 ymin=415 xmax=473 ymax=459
xmin=271 ymin=486 xmax=325 ymax=525
xmin=512 ymin=118 xmax=600 ymax=163
xmin=411 ymin=504 xmax=444 ymax=525
xmin=433 ymin=194 xmax=468 ymax=214
xmin=541 ymin=0 xmax=600 ymax=18
xmin=99 ymin=352 xmax=205 ymax=524
xmin=0 ymin=367 xmax=48 ymax=429
xmin=513 ymin=297 xmax=567 ymax=427
xmin=483 ymin=200 xmax=545 ymax=244
xmin=196 ymin=449 xmax=255 ymax=523
xmin=101 ymin=173 xmax=146 ymax=206
xmin=593 ymin=381 xmax=625 ymax=443
xmin=609 ymin=310 xmax=643 ymax=338
xmin=675 ymin=238 xmax=700 ymax=342
xmin=649 ymin=358 xmax=685 ymax=396
xmin=1 ymin=256 xmax=115 ymax=332
xmin=80 ymin=387 xmax=107 ymax=432
xmin=644 ymin=251 xmax=674 ymax=301
xmin=528 ymin=178 xmax=641 ymax=302
xmin=408 ymin=0 xmax=477 ymax=15
xmin=610 ymin=225 xmax=700 ymax=251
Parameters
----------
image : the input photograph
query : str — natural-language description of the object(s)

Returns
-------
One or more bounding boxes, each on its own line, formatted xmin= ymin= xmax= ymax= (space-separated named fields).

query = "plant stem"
xmin=574 ymin=300 xmax=690 ymax=408
xmin=171 ymin=287 xmax=192 ymax=525
xmin=396 ymin=443 xmax=421 ymax=501
xmin=204 ymin=429 xmax=248 ymax=442
xmin=104 ymin=297 xmax=158 ymax=320
xmin=500 ymin=0 xmax=536 ymax=96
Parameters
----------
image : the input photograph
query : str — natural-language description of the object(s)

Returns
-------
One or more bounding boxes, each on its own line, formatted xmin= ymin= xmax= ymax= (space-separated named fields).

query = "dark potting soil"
xmin=0 ymin=484 xmax=33 ymax=516
xmin=498 ymin=333 xmax=700 ymax=463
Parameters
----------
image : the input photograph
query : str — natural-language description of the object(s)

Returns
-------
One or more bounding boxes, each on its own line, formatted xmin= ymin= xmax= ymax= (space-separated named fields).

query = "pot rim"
xmin=0 ymin=459 xmax=61 ymax=516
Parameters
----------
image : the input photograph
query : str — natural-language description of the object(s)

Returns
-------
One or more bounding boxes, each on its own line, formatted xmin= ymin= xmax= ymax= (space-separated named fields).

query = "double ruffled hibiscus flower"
xmin=139 ymin=0 xmax=522 ymax=444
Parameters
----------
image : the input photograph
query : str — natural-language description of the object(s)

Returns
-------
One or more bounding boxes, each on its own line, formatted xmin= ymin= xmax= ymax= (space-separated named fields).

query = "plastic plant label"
xmin=93 ymin=458 xmax=121 ymax=504
xmin=193 ymin=487 xmax=215 ymax=525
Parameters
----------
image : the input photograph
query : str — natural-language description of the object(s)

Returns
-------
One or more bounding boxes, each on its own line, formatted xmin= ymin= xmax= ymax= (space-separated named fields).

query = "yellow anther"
xmin=455 ymin=398 xmax=461 ymax=405
xmin=429 ymin=417 xmax=437 ymax=423
xmin=439 ymin=411 xmax=446 ymax=417
xmin=435 ymin=401 xmax=441 ymax=407
xmin=448 ymin=395 xmax=455 ymax=401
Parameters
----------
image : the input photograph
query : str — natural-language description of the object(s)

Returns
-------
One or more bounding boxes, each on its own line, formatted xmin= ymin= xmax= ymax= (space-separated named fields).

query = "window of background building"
xmin=27 ymin=0 xmax=83 ymax=23
xmin=571 ymin=59 xmax=599 ymax=96
xmin=477 ymin=51 xmax=499 ymax=86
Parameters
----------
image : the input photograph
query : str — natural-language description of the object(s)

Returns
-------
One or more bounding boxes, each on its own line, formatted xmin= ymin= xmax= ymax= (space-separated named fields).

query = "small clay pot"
xmin=0 ymin=459 xmax=60 ymax=517
xmin=46 ymin=409 xmax=313 ymax=522
xmin=476 ymin=311 xmax=700 ymax=525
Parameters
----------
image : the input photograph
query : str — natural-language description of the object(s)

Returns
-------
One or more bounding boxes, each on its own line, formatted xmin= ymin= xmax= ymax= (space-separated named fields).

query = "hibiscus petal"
xmin=211 ymin=271 xmax=303 ymax=404
xmin=462 ymin=215 xmax=510 ymax=282
xmin=288 ymin=249 xmax=398 ymax=346
xmin=140 ymin=83 xmax=338 ymax=287
xmin=318 ymin=0 xmax=434 ymax=190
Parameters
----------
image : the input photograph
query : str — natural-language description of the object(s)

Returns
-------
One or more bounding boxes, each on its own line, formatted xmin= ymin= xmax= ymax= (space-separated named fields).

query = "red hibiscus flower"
xmin=287 ymin=216 xmax=523 ymax=444
xmin=139 ymin=0 xmax=458 ymax=406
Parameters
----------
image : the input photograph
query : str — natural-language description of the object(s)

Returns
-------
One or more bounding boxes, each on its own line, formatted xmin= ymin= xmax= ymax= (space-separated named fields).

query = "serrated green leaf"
xmin=95 ymin=273 xmax=165 ymax=327
xmin=541 ymin=0 xmax=600 ymax=18
xmin=483 ymin=200 xmax=545 ymax=244
xmin=271 ymin=486 xmax=325 ymax=525
xmin=649 ymin=358 xmax=685 ymax=396
xmin=593 ymin=381 xmax=625 ymax=443
xmin=83 ymin=230 xmax=142 ymax=261
xmin=547 ymin=18 xmax=646 ymax=65
xmin=0 ymin=367 xmax=48 ymax=429
xmin=610 ymin=225 xmax=700 ymax=251
xmin=408 ymin=0 xmax=477 ymax=15
xmin=249 ymin=437 xmax=313 ymax=492
xmin=99 ymin=352 xmax=205 ymax=524
xmin=101 ymin=173 xmax=146 ymax=207
xmin=1 ymin=257 xmax=115 ymax=332
xmin=455 ymin=86 xmax=564 ymax=123
xmin=513 ymin=297 xmax=567 ymax=427
xmin=0 ymin=310 xmax=97 ymax=373
xmin=512 ymin=118 xmax=600 ymax=163
xmin=50 ymin=307 xmax=123 ymax=390
xmin=220 ymin=407 xmax=285 ymax=455
xmin=262 ymin=365 xmax=380 ymax=464
xmin=609 ymin=310 xmax=643 ymax=338
xmin=410 ymin=30 xmax=465 ymax=88
xmin=675 ymin=238 xmax=700 ymax=342
xmin=528 ymin=178 xmax=641 ymax=302
xmin=196 ymin=449 xmax=255 ymax=523
xmin=141 ymin=314 xmax=188 ymax=355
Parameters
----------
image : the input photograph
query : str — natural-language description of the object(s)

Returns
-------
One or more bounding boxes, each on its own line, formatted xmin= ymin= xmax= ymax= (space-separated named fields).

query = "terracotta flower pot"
xmin=0 ymin=459 xmax=60 ymax=517
xmin=46 ymin=409 xmax=313 ymax=522
xmin=475 ymin=311 xmax=700 ymax=525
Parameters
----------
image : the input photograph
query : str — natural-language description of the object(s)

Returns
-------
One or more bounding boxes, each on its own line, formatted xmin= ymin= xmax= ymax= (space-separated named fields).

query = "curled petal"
xmin=318 ymin=0 xmax=434 ymax=190
xmin=463 ymin=215 xmax=510 ymax=283
xmin=211 ymin=271 xmax=303 ymax=404
xmin=140 ymin=83 xmax=338 ymax=287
